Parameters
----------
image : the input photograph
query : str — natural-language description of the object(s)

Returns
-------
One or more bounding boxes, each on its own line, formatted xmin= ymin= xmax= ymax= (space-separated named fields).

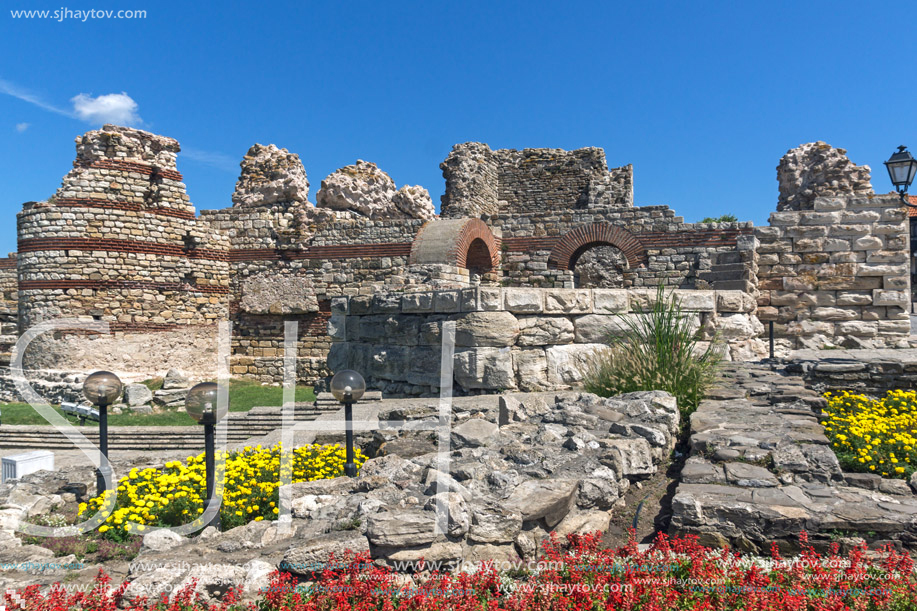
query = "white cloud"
xmin=0 ymin=78 xmax=70 ymax=116
xmin=71 ymin=92 xmax=142 ymax=126
xmin=0 ymin=77 xmax=144 ymax=127
xmin=15 ymin=122 xmax=29 ymax=133
xmin=181 ymin=147 xmax=238 ymax=173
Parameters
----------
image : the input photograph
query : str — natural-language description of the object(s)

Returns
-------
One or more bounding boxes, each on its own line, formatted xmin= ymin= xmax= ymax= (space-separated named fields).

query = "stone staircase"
xmin=697 ymin=251 xmax=754 ymax=292
xmin=0 ymin=401 xmax=344 ymax=451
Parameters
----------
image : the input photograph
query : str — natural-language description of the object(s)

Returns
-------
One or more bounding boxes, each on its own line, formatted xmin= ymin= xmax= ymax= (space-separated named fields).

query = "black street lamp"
xmin=185 ymin=382 xmax=227 ymax=530
xmin=884 ymin=145 xmax=917 ymax=207
xmin=329 ymin=370 xmax=365 ymax=477
xmin=83 ymin=371 xmax=123 ymax=495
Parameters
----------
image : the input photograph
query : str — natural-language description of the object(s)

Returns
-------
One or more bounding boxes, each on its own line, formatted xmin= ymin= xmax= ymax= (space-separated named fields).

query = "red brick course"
xmin=18 ymin=279 xmax=229 ymax=294
xmin=53 ymin=198 xmax=196 ymax=220
xmin=18 ymin=238 xmax=228 ymax=262
xmin=74 ymin=159 xmax=183 ymax=182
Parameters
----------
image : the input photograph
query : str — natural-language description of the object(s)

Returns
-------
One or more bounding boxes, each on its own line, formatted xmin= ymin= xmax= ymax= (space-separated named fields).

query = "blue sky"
xmin=0 ymin=0 xmax=914 ymax=255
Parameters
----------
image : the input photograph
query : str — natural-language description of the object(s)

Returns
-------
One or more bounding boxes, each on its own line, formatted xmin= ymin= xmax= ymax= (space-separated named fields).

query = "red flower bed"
xmin=6 ymin=531 xmax=917 ymax=610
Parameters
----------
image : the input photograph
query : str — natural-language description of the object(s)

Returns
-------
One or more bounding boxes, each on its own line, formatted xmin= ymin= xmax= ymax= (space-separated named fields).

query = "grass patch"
xmin=139 ymin=376 xmax=163 ymax=392
xmin=581 ymin=284 xmax=723 ymax=417
xmin=0 ymin=378 xmax=316 ymax=427
xmin=224 ymin=378 xmax=315 ymax=412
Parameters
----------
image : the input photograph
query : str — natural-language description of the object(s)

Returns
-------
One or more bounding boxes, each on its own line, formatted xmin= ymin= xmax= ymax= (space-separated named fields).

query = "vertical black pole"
xmin=96 ymin=401 xmax=110 ymax=495
xmin=344 ymin=401 xmax=356 ymax=477
xmin=769 ymin=320 xmax=775 ymax=360
xmin=204 ymin=422 xmax=220 ymax=530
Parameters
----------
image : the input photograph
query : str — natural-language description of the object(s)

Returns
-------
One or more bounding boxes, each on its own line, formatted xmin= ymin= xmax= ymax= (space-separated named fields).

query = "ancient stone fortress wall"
xmin=197 ymin=146 xmax=436 ymax=382
xmin=327 ymin=286 xmax=764 ymax=396
xmin=439 ymin=143 xmax=633 ymax=218
xmin=15 ymin=125 xmax=230 ymax=374
xmin=755 ymin=142 xmax=911 ymax=351
xmin=436 ymin=142 xmax=757 ymax=291
xmin=0 ymin=254 xmax=18 ymax=364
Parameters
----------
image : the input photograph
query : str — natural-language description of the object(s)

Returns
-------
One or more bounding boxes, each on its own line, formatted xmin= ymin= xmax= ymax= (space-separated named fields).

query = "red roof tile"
xmin=909 ymin=195 xmax=917 ymax=217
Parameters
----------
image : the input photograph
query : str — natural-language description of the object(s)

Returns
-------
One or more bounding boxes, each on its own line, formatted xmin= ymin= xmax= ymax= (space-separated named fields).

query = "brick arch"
xmin=547 ymin=223 xmax=646 ymax=270
xmin=410 ymin=218 xmax=501 ymax=270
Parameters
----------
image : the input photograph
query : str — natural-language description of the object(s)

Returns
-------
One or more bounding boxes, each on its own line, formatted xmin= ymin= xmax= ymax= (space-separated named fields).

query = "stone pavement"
xmin=670 ymin=362 xmax=917 ymax=553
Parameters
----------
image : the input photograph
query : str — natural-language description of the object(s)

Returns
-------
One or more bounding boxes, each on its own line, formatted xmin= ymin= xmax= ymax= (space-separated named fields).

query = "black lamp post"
xmin=884 ymin=145 xmax=917 ymax=207
xmin=329 ymin=369 xmax=365 ymax=477
xmin=185 ymin=382 xmax=227 ymax=530
xmin=83 ymin=371 xmax=123 ymax=495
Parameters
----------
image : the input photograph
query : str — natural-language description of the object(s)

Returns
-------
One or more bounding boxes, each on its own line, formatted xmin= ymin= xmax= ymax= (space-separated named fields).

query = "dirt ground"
xmin=602 ymin=445 xmax=688 ymax=549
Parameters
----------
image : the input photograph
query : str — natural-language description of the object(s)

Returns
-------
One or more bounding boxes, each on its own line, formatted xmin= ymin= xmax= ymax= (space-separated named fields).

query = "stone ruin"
xmin=0 ymin=128 xmax=908 ymax=394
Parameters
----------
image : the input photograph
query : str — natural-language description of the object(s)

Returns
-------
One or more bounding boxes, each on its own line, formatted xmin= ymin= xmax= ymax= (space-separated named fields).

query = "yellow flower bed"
xmin=823 ymin=390 xmax=917 ymax=479
xmin=79 ymin=443 xmax=366 ymax=539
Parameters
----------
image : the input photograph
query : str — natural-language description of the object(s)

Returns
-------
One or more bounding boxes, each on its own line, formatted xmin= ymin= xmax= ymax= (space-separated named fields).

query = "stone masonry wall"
xmin=200 ymin=198 xmax=427 ymax=383
xmin=489 ymin=207 xmax=756 ymax=290
xmin=328 ymin=287 xmax=764 ymax=396
xmin=0 ymin=255 xmax=17 ymax=365
xmin=15 ymin=125 xmax=230 ymax=374
xmin=755 ymin=194 xmax=910 ymax=350
xmin=440 ymin=143 xmax=633 ymax=218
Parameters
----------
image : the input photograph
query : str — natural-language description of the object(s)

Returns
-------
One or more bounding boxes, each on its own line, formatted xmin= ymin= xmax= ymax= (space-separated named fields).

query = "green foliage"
xmin=139 ymin=376 xmax=164 ymax=392
xmin=699 ymin=214 xmax=738 ymax=223
xmin=223 ymin=378 xmax=315 ymax=412
xmin=581 ymin=284 xmax=723 ymax=416
xmin=0 ymin=379 xmax=316 ymax=426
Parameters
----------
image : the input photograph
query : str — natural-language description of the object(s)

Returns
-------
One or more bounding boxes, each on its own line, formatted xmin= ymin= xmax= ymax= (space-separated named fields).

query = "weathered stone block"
xmin=852 ymin=236 xmax=883 ymax=251
xmin=517 ymin=316 xmax=574 ymax=346
xmin=786 ymin=320 xmax=834 ymax=336
xmin=574 ymin=314 xmax=631 ymax=343
xmin=593 ymin=290 xmax=628 ymax=314
xmin=873 ymin=290 xmax=908 ymax=308
xmin=402 ymin=292 xmax=433 ymax=313
xmin=794 ymin=238 xmax=825 ymax=252
xmin=811 ymin=307 xmax=859 ymax=321
xmin=330 ymin=297 xmax=349 ymax=315
xmin=798 ymin=211 xmax=840 ymax=225
xmin=504 ymin=289 xmax=543 ymax=313
xmin=434 ymin=290 xmax=461 ymax=313
xmin=835 ymin=320 xmax=878 ymax=336
xmin=813 ymin=198 xmax=845 ymax=211
xmin=504 ymin=479 xmax=579 ymax=528
xmin=371 ymin=293 xmax=402 ymax=314
xmin=676 ymin=290 xmax=715 ymax=312
xmin=454 ymin=311 xmax=520 ymax=347
xmin=823 ymin=238 xmax=851 ymax=252
xmin=714 ymin=313 xmax=763 ymax=340
xmin=545 ymin=343 xmax=605 ymax=385
xmin=836 ymin=291 xmax=872 ymax=306
xmin=479 ymin=287 xmax=502 ymax=311
xmin=544 ymin=289 xmax=591 ymax=314
xmin=454 ymin=347 xmax=516 ymax=390
xmin=878 ymin=320 xmax=911 ymax=335
xmin=512 ymin=348 xmax=550 ymax=391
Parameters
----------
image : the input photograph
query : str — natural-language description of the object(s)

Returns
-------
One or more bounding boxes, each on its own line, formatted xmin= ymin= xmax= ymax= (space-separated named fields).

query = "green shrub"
xmin=581 ymin=285 xmax=723 ymax=416
xmin=699 ymin=214 xmax=738 ymax=223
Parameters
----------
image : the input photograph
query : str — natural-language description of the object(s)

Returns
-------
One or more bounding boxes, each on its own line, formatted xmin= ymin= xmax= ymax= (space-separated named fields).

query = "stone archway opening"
xmin=465 ymin=238 xmax=495 ymax=276
xmin=571 ymin=243 xmax=629 ymax=288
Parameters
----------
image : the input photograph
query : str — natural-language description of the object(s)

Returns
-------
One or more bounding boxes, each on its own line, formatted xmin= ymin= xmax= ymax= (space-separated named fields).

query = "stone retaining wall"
xmin=756 ymin=193 xmax=910 ymax=350
xmin=784 ymin=348 xmax=917 ymax=394
xmin=328 ymin=287 xmax=765 ymax=395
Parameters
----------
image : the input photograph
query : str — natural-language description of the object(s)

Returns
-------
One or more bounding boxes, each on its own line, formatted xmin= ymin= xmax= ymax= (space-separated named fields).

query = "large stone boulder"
xmin=123 ymin=383 xmax=153 ymax=407
xmin=232 ymin=143 xmax=310 ymax=207
xmin=316 ymin=160 xmax=434 ymax=219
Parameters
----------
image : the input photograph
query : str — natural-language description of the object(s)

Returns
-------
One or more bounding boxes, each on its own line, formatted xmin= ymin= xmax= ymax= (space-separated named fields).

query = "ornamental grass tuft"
xmin=581 ymin=284 xmax=723 ymax=416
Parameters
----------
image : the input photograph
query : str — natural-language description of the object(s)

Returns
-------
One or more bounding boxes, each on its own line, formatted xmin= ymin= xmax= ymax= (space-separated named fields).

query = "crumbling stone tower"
xmin=16 ymin=125 xmax=230 ymax=371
